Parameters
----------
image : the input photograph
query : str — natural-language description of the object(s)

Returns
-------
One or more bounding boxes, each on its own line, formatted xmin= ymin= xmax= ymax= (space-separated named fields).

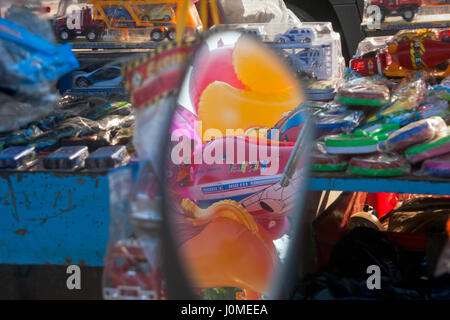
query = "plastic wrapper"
xmin=312 ymin=141 xmax=348 ymax=172
xmin=315 ymin=107 xmax=365 ymax=137
xmin=43 ymin=145 xmax=89 ymax=170
xmin=111 ymin=127 xmax=134 ymax=146
xmin=384 ymin=116 xmax=447 ymax=152
xmin=371 ymin=77 xmax=427 ymax=122
xmin=218 ymin=0 xmax=300 ymax=24
xmin=348 ymin=153 xmax=410 ymax=177
xmin=86 ymin=145 xmax=129 ymax=170
xmin=423 ymin=153 xmax=450 ymax=178
xmin=0 ymin=146 xmax=36 ymax=170
xmin=60 ymin=134 xmax=111 ymax=151
xmin=0 ymin=1 xmax=79 ymax=133
xmin=103 ymin=165 xmax=167 ymax=300
xmin=337 ymin=77 xmax=390 ymax=107
xmin=223 ymin=21 xmax=345 ymax=80
xmin=324 ymin=130 xmax=380 ymax=155
xmin=406 ymin=127 xmax=450 ymax=164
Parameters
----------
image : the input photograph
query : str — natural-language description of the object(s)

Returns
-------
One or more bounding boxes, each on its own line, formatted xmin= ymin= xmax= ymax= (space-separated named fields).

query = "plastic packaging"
xmin=103 ymin=165 xmax=167 ymax=300
xmin=370 ymin=77 xmax=426 ymax=121
xmin=0 ymin=1 xmax=79 ymax=133
xmin=337 ymin=77 xmax=390 ymax=107
xmin=406 ymin=128 xmax=450 ymax=164
xmin=423 ymin=153 xmax=450 ymax=178
xmin=315 ymin=107 xmax=365 ymax=137
xmin=43 ymin=146 xmax=89 ymax=170
xmin=348 ymin=153 xmax=410 ymax=177
xmin=312 ymin=141 xmax=348 ymax=172
xmin=384 ymin=116 xmax=447 ymax=151
xmin=0 ymin=146 xmax=36 ymax=170
xmin=324 ymin=130 xmax=380 ymax=155
xmin=86 ymin=146 xmax=129 ymax=170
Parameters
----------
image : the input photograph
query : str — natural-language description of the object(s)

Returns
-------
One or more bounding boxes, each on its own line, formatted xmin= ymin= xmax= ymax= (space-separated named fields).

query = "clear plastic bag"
xmin=218 ymin=0 xmax=300 ymax=24
xmin=103 ymin=163 xmax=167 ymax=300
xmin=312 ymin=140 xmax=348 ymax=172
xmin=348 ymin=153 xmax=411 ymax=177
xmin=337 ymin=77 xmax=390 ymax=107
xmin=0 ymin=1 xmax=79 ymax=133
xmin=406 ymin=127 xmax=450 ymax=164
xmin=384 ymin=116 xmax=447 ymax=152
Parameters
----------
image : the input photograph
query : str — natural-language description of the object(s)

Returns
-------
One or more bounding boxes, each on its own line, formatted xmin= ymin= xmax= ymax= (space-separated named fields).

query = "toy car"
xmin=139 ymin=6 xmax=175 ymax=21
xmin=73 ymin=66 xmax=122 ymax=88
xmin=54 ymin=6 xmax=106 ymax=42
xmin=103 ymin=239 xmax=165 ymax=300
xmin=274 ymin=27 xmax=315 ymax=43
xmin=368 ymin=0 xmax=422 ymax=22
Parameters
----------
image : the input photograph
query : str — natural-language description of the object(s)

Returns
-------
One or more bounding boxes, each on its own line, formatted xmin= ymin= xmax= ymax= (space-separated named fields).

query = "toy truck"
xmin=55 ymin=6 xmax=106 ymax=42
xmin=369 ymin=0 xmax=423 ymax=22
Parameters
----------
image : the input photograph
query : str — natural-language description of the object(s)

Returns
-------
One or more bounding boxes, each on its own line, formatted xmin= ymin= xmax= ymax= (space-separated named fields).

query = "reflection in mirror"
xmin=164 ymin=31 xmax=313 ymax=300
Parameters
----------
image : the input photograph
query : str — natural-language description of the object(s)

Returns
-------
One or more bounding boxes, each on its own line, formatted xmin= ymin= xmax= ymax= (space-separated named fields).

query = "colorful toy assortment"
xmin=351 ymin=29 xmax=450 ymax=78
xmin=124 ymin=30 xmax=313 ymax=298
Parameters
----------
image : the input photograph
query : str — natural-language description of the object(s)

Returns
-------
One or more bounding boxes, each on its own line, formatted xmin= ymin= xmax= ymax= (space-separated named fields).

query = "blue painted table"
xmin=0 ymin=171 xmax=109 ymax=266
xmin=0 ymin=170 xmax=448 ymax=266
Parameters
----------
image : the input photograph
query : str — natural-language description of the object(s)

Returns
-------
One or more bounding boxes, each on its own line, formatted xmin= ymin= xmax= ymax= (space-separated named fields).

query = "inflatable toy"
xmin=179 ymin=199 xmax=279 ymax=294
xmin=195 ymin=35 xmax=302 ymax=140
xmin=189 ymin=45 xmax=245 ymax=113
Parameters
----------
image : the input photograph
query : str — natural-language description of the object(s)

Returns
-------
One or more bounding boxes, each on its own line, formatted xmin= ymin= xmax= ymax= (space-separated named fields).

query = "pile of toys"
xmin=0 ymin=97 xmax=137 ymax=171
xmin=302 ymin=27 xmax=450 ymax=178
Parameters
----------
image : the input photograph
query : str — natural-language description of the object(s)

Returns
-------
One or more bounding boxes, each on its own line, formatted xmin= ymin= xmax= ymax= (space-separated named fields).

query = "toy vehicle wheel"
xmin=442 ymin=35 xmax=450 ymax=43
xmin=164 ymin=15 xmax=172 ymax=21
xmin=85 ymin=28 xmax=101 ymax=42
xmin=75 ymin=77 xmax=90 ymax=88
xmin=166 ymin=28 xmax=176 ymax=41
xmin=151 ymin=29 xmax=164 ymax=42
xmin=277 ymin=37 xmax=286 ymax=43
xmin=58 ymin=28 xmax=74 ymax=42
xmin=141 ymin=15 xmax=150 ymax=21
xmin=401 ymin=8 xmax=416 ymax=22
